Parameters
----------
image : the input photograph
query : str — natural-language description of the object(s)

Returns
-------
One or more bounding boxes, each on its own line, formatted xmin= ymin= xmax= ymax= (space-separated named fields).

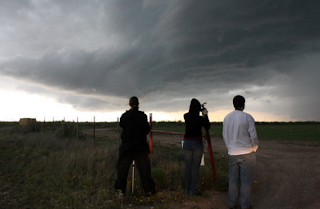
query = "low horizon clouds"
xmin=1 ymin=0 xmax=320 ymax=121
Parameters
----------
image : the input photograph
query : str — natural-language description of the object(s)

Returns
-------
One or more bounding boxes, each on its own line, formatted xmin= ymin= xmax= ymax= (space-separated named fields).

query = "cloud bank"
xmin=1 ymin=0 xmax=320 ymax=121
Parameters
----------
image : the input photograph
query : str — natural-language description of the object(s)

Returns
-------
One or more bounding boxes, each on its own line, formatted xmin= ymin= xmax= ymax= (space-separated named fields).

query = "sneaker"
xmin=189 ymin=190 xmax=202 ymax=196
xmin=116 ymin=189 xmax=124 ymax=199
xmin=228 ymin=205 xmax=236 ymax=209
xmin=242 ymin=205 xmax=253 ymax=209
xmin=193 ymin=190 xmax=202 ymax=196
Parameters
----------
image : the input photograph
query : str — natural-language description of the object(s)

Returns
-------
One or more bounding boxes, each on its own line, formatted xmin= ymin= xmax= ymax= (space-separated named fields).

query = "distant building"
xmin=19 ymin=118 xmax=37 ymax=126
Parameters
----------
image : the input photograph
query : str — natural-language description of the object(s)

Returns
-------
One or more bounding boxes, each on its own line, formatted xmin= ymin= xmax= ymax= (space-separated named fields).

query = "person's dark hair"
xmin=129 ymin=96 xmax=139 ymax=108
xmin=233 ymin=95 xmax=245 ymax=110
xmin=189 ymin=98 xmax=201 ymax=113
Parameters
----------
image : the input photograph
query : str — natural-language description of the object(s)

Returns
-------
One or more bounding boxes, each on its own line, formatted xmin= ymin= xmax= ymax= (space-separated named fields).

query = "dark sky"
xmin=1 ymin=0 xmax=320 ymax=121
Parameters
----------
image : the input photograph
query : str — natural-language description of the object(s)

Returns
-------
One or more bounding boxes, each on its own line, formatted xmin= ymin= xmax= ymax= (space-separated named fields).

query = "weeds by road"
xmin=0 ymin=126 xmax=228 ymax=209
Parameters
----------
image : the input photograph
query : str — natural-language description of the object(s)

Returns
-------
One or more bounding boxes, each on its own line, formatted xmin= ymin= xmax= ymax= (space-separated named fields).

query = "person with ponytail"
xmin=183 ymin=98 xmax=210 ymax=196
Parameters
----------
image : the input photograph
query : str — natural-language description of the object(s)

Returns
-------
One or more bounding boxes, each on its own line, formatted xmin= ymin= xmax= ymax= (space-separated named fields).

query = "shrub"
xmin=54 ymin=122 xmax=86 ymax=140
xmin=151 ymin=168 xmax=168 ymax=189
xmin=24 ymin=122 xmax=41 ymax=132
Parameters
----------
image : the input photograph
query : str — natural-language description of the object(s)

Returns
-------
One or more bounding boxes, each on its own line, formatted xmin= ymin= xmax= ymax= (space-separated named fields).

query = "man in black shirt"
xmin=115 ymin=96 xmax=155 ymax=196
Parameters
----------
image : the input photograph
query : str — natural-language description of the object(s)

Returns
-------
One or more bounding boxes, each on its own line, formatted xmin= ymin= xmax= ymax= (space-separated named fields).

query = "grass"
xmin=0 ymin=132 xmax=119 ymax=208
xmin=0 ymin=124 xmax=228 ymax=209
xmin=1 ymin=121 xmax=318 ymax=208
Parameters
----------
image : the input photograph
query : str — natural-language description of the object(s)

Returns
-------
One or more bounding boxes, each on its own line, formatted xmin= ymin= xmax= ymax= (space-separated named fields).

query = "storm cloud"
xmin=1 ymin=0 xmax=320 ymax=121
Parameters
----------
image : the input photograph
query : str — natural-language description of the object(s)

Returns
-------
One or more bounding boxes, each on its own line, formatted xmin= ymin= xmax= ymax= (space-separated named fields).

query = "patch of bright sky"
xmin=0 ymin=89 xmax=122 ymax=122
xmin=0 ymin=74 xmax=291 ymax=123
xmin=151 ymin=110 xmax=291 ymax=123
xmin=0 ymin=88 xmax=185 ymax=122
xmin=0 ymin=88 xmax=291 ymax=122
xmin=0 ymin=89 xmax=184 ymax=122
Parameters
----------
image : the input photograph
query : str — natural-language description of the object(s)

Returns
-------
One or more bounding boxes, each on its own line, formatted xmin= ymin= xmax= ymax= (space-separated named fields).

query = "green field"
xmin=152 ymin=121 xmax=320 ymax=142
xmin=2 ymin=121 xmax=319 ymax=142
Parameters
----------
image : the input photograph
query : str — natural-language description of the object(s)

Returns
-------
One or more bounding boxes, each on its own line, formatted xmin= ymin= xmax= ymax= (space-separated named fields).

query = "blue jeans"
xmin=228 ymin=152 xmax=256 ymax=209
xmin=183 ymin=140 xmax=204 ymax=195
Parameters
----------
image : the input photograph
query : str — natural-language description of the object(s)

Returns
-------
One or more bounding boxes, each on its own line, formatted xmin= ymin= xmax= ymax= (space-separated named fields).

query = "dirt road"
xmin=97 ymin=129 xmax=320 ymax=209
xmin=154 ymin=133 xmax=320 ymax=209
xmin=248 ymin=140 xmax=320 ymax=209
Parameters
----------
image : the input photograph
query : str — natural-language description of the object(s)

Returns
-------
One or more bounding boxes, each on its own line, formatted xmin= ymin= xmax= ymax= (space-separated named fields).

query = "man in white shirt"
xmin=223 ymin=95 xmax=258 ymax=209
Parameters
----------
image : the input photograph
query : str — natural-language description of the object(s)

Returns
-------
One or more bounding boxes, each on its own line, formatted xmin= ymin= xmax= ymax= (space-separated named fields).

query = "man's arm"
xmin=247 ymin=114 xmax=259 ymax=152
xmin=143 ymin=114 xmax=151 ymax=134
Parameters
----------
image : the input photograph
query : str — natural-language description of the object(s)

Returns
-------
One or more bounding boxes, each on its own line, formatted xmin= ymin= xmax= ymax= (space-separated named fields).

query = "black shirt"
xmin=119 ymin=108 xmax=150 ymax=156
xmin=184 ymin=112 xmax=210 ymax=140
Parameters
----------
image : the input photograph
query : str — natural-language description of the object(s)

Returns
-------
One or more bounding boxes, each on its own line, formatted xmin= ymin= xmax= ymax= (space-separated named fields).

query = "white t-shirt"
xmin=223 ymin=110 xmax=259 ymax=156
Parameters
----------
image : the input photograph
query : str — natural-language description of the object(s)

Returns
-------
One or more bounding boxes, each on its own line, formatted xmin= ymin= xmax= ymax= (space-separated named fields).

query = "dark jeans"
xmin=183 ymin=140 xmax=204 ymax=195
xmin=115 ymin=151 xmax=155 ymax=195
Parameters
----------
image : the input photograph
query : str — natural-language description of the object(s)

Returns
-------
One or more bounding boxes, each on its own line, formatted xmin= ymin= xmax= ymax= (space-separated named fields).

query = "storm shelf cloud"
xmin=1 ymin=0 xmax=320 ymax=121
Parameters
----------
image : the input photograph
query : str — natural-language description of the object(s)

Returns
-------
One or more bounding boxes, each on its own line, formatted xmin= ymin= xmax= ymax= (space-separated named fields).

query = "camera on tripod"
xmin=200 ymin=102 xmax=207 ymax=111
xmin=200 ymin=102 xmax=208 ymax=117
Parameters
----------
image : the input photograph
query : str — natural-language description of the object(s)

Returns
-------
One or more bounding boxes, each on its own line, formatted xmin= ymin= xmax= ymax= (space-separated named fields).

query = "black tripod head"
xmin=200 ymin=102 xmax=207 ymax=111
